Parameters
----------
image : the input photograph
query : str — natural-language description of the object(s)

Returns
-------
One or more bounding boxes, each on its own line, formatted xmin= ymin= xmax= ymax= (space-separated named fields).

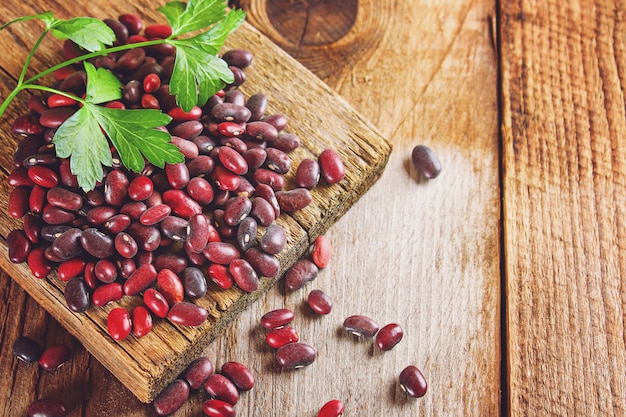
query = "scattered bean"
xmin=12 ymin=336 xmax=41 ymax=363
xmin=26 ymin=398 xmax=67 ymax=417
xmin=375 ymin=323 xmax=404 ymax=351
xmin=411 ymin=144 xmax=442 ymax=179
xmin=275 ymin=342 xmax=316 ymax=369
xmin=153 ymin=379 xmax=190 ymax=416
xmin=342 ymin=315 xmax=380 ymax=338
xmin=399 ymin=365 xmax=428 ymax=398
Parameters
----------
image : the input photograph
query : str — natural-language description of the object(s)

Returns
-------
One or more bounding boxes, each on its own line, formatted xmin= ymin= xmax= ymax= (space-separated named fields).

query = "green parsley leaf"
xmin=168 ymin=8 xmax=246 ymax=111
xmin=50 ymin=17 xmax=115 ymax=52
xmin=84 ymin=61 xmax=121 ymax=104
xmin=53 ymin=107 xmax=111 ymax=191
xmin=159 ymin=0 xmax=226 ymax=37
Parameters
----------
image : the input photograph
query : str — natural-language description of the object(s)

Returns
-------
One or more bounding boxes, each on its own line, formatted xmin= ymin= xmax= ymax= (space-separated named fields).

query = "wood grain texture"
xmin=500 ymin=0 xmax=626 ymax=415
xmin=0 ymin=0 xmax=501 ymax=415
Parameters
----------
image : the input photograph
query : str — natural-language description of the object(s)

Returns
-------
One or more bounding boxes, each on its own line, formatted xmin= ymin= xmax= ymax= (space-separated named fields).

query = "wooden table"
xmin=0 ymin=0 xmax=623 ymax=415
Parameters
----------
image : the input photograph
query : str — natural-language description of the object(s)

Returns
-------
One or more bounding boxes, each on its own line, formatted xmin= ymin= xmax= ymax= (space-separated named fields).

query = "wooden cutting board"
xmin=0 ymin=5 xmax=392 ymax=402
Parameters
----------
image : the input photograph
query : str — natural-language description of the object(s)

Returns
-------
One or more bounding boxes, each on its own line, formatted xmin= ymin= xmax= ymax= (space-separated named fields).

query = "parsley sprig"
xmin=0 ymin=0 xmax=245 ymax=191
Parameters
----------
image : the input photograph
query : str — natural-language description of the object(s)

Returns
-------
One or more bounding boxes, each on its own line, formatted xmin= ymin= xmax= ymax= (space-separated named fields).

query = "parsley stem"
xmin=18 ymin=29 xmax=49 ymax=86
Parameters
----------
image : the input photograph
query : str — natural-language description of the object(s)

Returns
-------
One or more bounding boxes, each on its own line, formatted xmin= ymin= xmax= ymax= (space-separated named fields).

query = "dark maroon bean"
xmin=266 ymin=326 xmax=299 ymax=349
xmin=411 ymin=144 xmax=442 ymax=179
xmin=103 ymin=17 xmax=129 ymax=45
xmin=154 ymin=253 xmax=188 ymax=274
xmin=246 ymin=121 xmax=278 ymax=142
xmin=42 ymin=205 xmax=75 ymax=225
xmin=186 ymin=213 xmax=210 ymax=253
xmin=210 ymin=102 xmax=251 ymax=123
xmin=80 ymin=228 xmax=114 ymax=258
xmin=243 ymin=148 xmax=267 ymax=170
xmin=342 ymin=315 xmax=379 ymax=338
xmin=58 ymin=69 xmax=86 ymax=94
xmin=46 ymin=187 xmax=82 ymax=210
xmin=204 ymin=374 xmax=239 ymax=405
xmin=120 ymin=201 xmax=147 ymax=219
xmin=153 ymin=379 xmax=190 ymax=416
xmin=228 ymin=66 xmax=246 ymax=87
xmin=159 ymin=215 xmax=189 ymax=241
xmin=92 ymin=282 xmax=123 ymax=306
xmin=375 ymin=323 xmax=404 ymax=351
xmin=182 ymin=266 xmax=207 ymax=299
xmin=259 ymin=224 xmax=286 ymax=255
xmin=295 ymin=158 xmax=320 ymax=190
xmin=203 ymin=242 xmax=240 ymax=264
xmin=276 ymin=188 xmax=312 ymax=212
xmin=103 ymin=214 xmax=131 ymax=234
xmin=104 ymin=169 xmax=129 ymax=206
xmin=86 ymin=206 xmax=117 ymax=225
xmin=8 ymin=186 xmax=29 ymax=218
xmin=317 ymin=399 xmax=345 ymax=417
xmin=64 ymin=277 xmax=90 ymax=313
xmin=50 ymin=228 xmax=83 ymax=260
xmin=12 ymin=336 xmax=41 ymax=363
xmin=260 ymin=113 xmax=288 ymax=131
xmin=12 ymin=113 xmax=45 ymax=135
xmin=220 ymin=361 xmax=255 ymax=391
xmin=143 ymin=288 xmax=169 ymax=318
xmin=107 ymin=308 xmax=132 ymax=341
xmin=223 ymin=196 xmax=252 ymax=226
xmin=117 ymin=48 xmax=146 ymax=73
xmin=285 ymin=259 xmax=319 ymax=291
xmin=132 ymin=305 xmax=152 ymax=338
xmin=118 ymin=13 xmax=143 ymax=35
xmin=123 ymin=80 xmax=141 ymax=104
xmin=252 ymin=168 xmax=284 ymax=191
xmin=236 ymin=216 xmax=257 ymax=252
xmin=94 ymin=259 xmax=118 ymax=283
xmin=245 ymin=247 xmax=280 ymax=278
xmin=203 ymin=399 xmax=236 ymax=417
xmin=14 ymin=136 xmax=45 ymax=167
xmin=307 ymin=289 xmax=333 ymax=315
xmin=245 ymin=93 xmax=267 ymax=120
xmin=171 ymin=120 xmax=204 ymax=140
xmin=254 ymin=183 xmax=280 ymax=218
xmin=275 ymin=342 xmax=316 ymax=369
xmin=264 ymin=148 xmax=291 ymax=174
xmin=170 ymin=135 xmax=200 ymax=159
xmin=39 ymin=107 xmax=75 ymax=129
xmin=167 ymin=302 xmax=208 ymax=326
xmin=23 ymin=213 xmax=41 ymax=244
xmin=235 ymin=176 xmax=255 ymax=197
xmin=83 ymin=188 xmax=105 ymax=207
xmin=399 ymin=365 xmax=428 ymax=398
xmin=194 ymin=135 xmax=218 ymax=154
xmin=41 ymin=224 xmax=72 ymax=241
xmin=183 ymin=357 xmax=214 ymax=390
xmin=318 ymin=148 xmax=345 ymax=184
xmin=219 ymin=146 xmax=248 ymax=175
xmin=127 ymin=222 xmax=161 ymax=251
xmin=8 ymin=167 xmax=35 ymax=187
xmin=222 ymin=49 xmax=253 ymax=68
xmin=186 ymin=155 xmax=215 ymax=177
xmin=39 ymin=344 xmax=71 ymax=371
xmin=117 ymin=258 xmax=137 ymax=280
xmin=123 ymin=263 xmax=157 ymax=296
xmin=207 ymin=264 xmax=234 ymax=289
xmin=212 ymin=190 xmax=231 ymax=209
xmin=260 ymin=308 xmax=295 ymax=329
xmin=272 ymin=132 xmax=301 ymax=152
xmin=26 ymin=398 xmax=67 ymax=417
xmin=229 ymin=258 xmax=259 ymax=292
xmin=23 ymin=153 xmax=59 ymax=167
xmin=162 ymin=189 xmax=202 ymax=219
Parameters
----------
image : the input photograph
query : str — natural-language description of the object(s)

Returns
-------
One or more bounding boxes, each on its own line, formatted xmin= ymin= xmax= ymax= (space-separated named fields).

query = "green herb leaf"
xmin=50 ymin=17 xmax=115 ymax=52
xmin=84 ymin=61 xmax=121 ymax=104
xmin=53 ymin=107 xmax=111 ymax=191
xmin=168 ymin=8 xmax=246 ymax=111
xmin=158 ymin=0 xmax=226 ymax=37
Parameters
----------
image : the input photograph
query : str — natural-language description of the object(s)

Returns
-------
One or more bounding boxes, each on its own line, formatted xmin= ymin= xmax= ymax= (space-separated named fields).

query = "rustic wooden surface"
xmin=1 ymin=0 xmax=621 ymax=416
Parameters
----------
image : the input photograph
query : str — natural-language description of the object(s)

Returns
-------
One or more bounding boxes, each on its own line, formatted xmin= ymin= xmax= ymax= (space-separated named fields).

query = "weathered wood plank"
xmin=500 ymin=0 xmax=626 ymax=415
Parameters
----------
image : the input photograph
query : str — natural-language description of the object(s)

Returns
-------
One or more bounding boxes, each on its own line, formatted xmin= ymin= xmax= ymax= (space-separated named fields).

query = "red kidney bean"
xmin=64 ymin=277 xmax=90 ymax=313
xmin=194 ymin=135 xmax=218 ymax=155
xmin=243 ymin=147 xmax=267 ymax=170
xmin=183 ymin=356 xmax=214 ymax=390
xmin=157 ymin=268 xmax=185 ymax=305
xmin=260 ymin=308 xmax=294 ymax=329
xmin=39 ymin=343 xmax=71 ymax=371
xmin=80 ymin=228 xmax=115 ymax=258
xmin=211 ymin=165 xmax=241 ymax=191
xmin=120 ymin=201 xmax=147 ymax=219
xmin=128 ymin=175 xmax=154 ymax=201
xmin=104 ymin=214 xmax=132 ymax=234
xmin=145 ymin=23 xmax=172 ymax=38
xmin=252 ymin=168 xmax=284 ymax=191
xmin=254 ymin=184 xmax=280 ymax=218
xmin=307 ymin=289 xmax=333 ymax=315
xmin=172 ymin=120 xmax=204 ymax=140
xmin=162 ymin=189 xmax=202 ymax=219
xmin=217 ymin=121 xmax=245 ymax=137
xmin=411 ymin=144 xmax=442 ymax=179
xmin=139 ymin=203 xmax=172 ymax=225
xmin=311 ymin=235 xmax=332 ymax=269
xmin=8 ymin=167 xmax=35 ymax=187
xmin=229 ymin=258 xmax=259 ymax=292
xmin=124 ymin=263 xmax=157 ymax=296
xmin=342 ymin=315 xmax=380 ymax=338
xmin=59 ymin=159 xmax=79 ymax=189
xmin=276 ymin=188 xmax=312 ymax=213
xmin=220 ymin=361 xmax=255 ymax=391
xmin=295 ymin=158 xmax=320 ymax=190
xmin=186 ymin=213 xmax=210 ymax=253
xmin=203 ymin=242 xmax=240 ymax=264
xmin=264 ymin=148 xmax=291 ymax=174
xmin=47 ymin=93 xmax=77 ymax=108
xmin=28 ymin=165 xmax=59 ymax=188
xmin=118 ymin=13 xmax=143 ymax=35
xmin=8 ymin=186 xmax=29 ymax=218
xmin=203 ymin=399 xmax=236 ymax=417
xmin=167 ymin=302 xmax=208 ymax=326
xmin=104 ymin=18 xmax=129 ymax=46
xmin=117 ymin=257 xmax=137 ymax=280
xmin=26 ymin=398 xmax=67 ymax=417
xmin=266 ymin=326 xmax=299 ymax=349
xmin=29 ymin=185 xmax=46 ymax=214
xmin=318 ymin=148 xmax=345 ymax=184
xmin=218 ymin=145 xmax=248 ymax=175
xmin=169 ymin=136 xmax=199 ymax=160
xmin=94 ymin=259 xmax=118 ymax=283
xmin=12 ymin=336 xmax=41 ymax=365
xmin=143 ymin=288 xmax=170 ymax=318
xmin=27 ymin=248 xmax=52 ymax=278
xmin=50 ymin=227 xmax=83 ymax=260
xmin=86 ymin=205 xmax=117 ymax=225
xmin=168 ymin=106 xmax=202 ymax=122
xmin=42 ymin=204 xmax=75 ymax=225
xmin=275 ymin=342 xmax=316 ymax=369
xmin=57 ymin=258 xmax=86 ymax=281
xmin=15 ymin=136 xmax=45 ymax=166
xmin=159 ymin=215 xmax=188 ymax=241
xmin=272 ymin=132 xmax=301 ymax=152
xmin=204 ymin=374 xmax=239 ymax=405
xmin=154 ymin=252 xmax=188 ymax=274
xmin=92 ymin=282 xmax=123 ymax=307
xmin=223 ymin=89 xmax=246 ymax=106
xmin=113 ymin=232 xmax=138 ymax=258
xmin=23 ymin=213 xmax=41 ymax=244
xmin=165 ymin=162 xmax=190 ymax=189
xmin=39 ymin=107 xmax=75 ymax=129
xmin=246 ymin=121 xmax=278 ymax=142
xmin=132 ymin=305 xmax=153 ymax=338
xmin=210 ymin=102 xmax=251 ymax=123
xmin=104 ymin=169 xmax=129 ymax=206
xmin=249 ymin=197 xmax=275 ymax=227
xmin=153 ymin=379 xmax=190 ymax=416
xmin=127 ymin=222 xmax=161 ymax=251
xmin=285 ymin=259 xmax=319 ymax=291
xmin=399 ymin=365 xmax=428 ymax=398
xmin=207 ymin=264 xmax=234 ymax=289
xmin=259 ymin=224 xmax=287 ymax=255
xmin=141 ymin=73 xmax=161 ymax=93
xmin=245 ymin=247 xmax=280 ymax=278
xmin=107 ymin=308 xmax=132 ymax=341
xmin=187 ymin=176 xmax=214 ymax=205
xmin=186 ymin=155 xmax=215 ymax=177
xmin=83 ymin=262 xmax=98 ymax=289
xmin=223 ymin=196 xmax=252 ymax=226
xmin=182 ymin=266 xmax=207 ymax=299
xmin=12 ymin=113 xmax=45 ymax=135
xmin=317 ymin=399 xmax=345 ymax=417
xmin=375 ymin=323 xmax=404 ymax=351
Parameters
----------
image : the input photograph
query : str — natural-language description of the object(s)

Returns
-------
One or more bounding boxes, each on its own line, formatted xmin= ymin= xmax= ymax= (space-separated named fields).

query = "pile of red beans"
xmin=6 ymin=12 xmax=345 ymax=343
